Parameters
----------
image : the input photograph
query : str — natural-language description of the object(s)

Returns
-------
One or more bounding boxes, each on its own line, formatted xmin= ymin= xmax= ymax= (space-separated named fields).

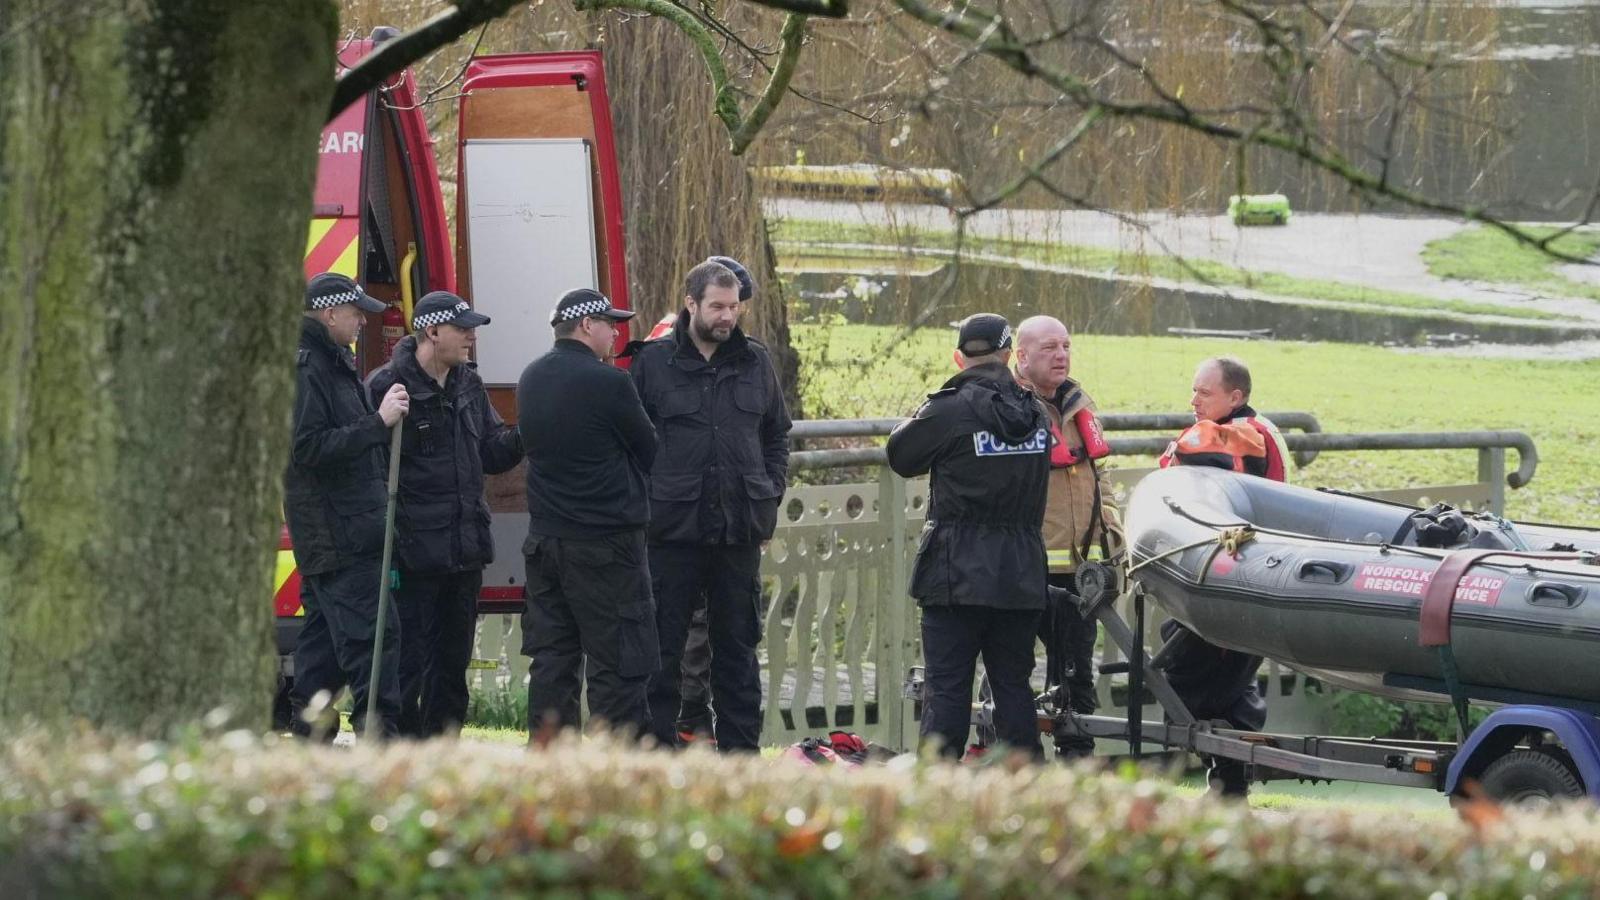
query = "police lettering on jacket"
xmin=973 ymin=428 xmax=1050 ymax=456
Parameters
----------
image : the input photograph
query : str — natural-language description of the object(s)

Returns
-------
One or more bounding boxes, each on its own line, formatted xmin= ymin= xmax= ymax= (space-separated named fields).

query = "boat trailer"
xmin=923 ymin=562 xmax=1600 ymax=804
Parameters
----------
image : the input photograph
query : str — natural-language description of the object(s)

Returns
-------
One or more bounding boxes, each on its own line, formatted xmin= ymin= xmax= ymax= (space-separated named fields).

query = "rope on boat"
xmin=1127 ymin=518 xmax=1257 ymax=578
xmin=1199 ymin=527 xmax=1257 ymax=584
xmin=1158 ymin=498 xmax=1599 ymax=577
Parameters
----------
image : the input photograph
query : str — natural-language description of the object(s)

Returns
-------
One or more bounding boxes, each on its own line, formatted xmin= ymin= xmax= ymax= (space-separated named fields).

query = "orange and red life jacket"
xmin=1159 ymin=406 xmax=1288 ymax=482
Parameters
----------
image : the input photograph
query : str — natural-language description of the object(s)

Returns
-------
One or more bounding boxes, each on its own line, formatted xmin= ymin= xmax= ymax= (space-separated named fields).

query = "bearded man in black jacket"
xmin=630 ymin=260 xmax=791 ymax=752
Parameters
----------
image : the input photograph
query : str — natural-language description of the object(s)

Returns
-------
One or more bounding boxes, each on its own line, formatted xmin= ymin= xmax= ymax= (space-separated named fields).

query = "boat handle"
xmin=1527 ymin=582 xmax=1585 ymax=609
xmin=1296 ymin=560 xmax=1352 ymax=584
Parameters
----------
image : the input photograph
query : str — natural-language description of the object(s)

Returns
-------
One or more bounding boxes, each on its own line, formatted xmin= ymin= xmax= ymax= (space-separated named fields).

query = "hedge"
xmin=2 ymin=730 xmax=1597 ymax=898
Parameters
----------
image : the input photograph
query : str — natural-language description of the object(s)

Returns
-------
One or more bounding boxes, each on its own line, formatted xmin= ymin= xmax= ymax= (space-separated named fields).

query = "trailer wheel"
xmin=1479 ymin=749 xmax=1584 ymax=808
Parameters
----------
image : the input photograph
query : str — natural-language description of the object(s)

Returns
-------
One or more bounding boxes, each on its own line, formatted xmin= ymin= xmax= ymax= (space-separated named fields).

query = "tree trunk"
xmin=0 ymin=2 xmax=337 ymax=734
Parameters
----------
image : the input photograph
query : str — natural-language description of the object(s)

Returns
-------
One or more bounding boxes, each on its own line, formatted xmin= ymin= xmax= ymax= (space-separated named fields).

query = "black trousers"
xmin=522 ymin=531 xmax=658 ymax=738
xmin=677 ymin=603 xmax=714 ymax=736
xmin=395 ymin=569 xmax=481 ymax=738
xmin=646 ymin=543 xmax=764 ymax=752
xmin=920 ymin=605 xmax=1043 ymax=760
xmin=1159 ymin=619 xmax=1267 ymax=795
xmin=289 ymin=558 xmax=401 ymax=739
xmin=1040 ymin=572 xmax=1099 ymax=756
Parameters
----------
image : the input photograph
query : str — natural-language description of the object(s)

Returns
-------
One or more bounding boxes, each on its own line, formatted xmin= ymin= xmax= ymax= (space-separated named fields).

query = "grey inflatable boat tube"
xmin=1126 ymin=466 xmax=1600 ymax=708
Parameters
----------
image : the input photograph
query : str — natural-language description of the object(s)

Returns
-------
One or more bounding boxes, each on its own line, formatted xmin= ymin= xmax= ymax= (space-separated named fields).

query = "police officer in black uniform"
xmin=885 ymin=314 xmax=1050 ymax=759
xmin=365 ymin=292 xmax=523 ymax=738
xmin=516 ymin=288 xmax=660 ymax=738
xmin=631 ymin=259 xmax=792 ymax=752
xmin=285 ymin=272 xmax=407 ymax=739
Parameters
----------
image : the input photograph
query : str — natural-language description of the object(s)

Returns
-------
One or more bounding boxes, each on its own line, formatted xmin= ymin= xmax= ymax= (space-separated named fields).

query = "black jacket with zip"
xmin=516 ymin=339 xmax=658 ymax=539
xmin=628 ymin=311 xmax=792 ymax=545
xmin=886 ymin=362 xmax=1050 ymax=610
xmin=365 ymin=335 xmax=524 ymax=574
xmin=284 ymin=317 xmax=390 ymax=577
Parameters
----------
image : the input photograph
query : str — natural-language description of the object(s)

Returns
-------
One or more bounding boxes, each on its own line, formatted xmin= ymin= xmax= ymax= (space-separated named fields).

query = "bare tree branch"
xmin=958 ymin=105 xmax=1103 ymax=216
xmin=579 ymin=0 xmax=743 ymax=130
xmin=670 ymin=1 xmax=893 ymax=127
xmin=329 ymin=1 xmax=524 ymax=122
xmin=732 ymin=13 xmax=811 ymax=153
xmin=739 ymin=0 xmax=849 ymax=17
xmin=887 ymin=0 xmax=1598 ymax=263
xmin=336 ymin=0 xmax=1597 ymax=263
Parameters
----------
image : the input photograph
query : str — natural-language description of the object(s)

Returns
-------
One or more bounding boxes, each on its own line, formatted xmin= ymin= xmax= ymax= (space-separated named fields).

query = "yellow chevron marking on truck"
xmin=306 ymin=218 xmax=336 ymax=256
xmin=275 ymin=550 xmax=304 ymax=617
xmin=305 ymin=219 xmax=359 ymax=277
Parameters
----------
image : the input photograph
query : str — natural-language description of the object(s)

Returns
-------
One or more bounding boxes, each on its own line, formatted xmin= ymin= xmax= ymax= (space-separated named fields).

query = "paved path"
xmin=766 ymin=199 xmax=1600 ymax=324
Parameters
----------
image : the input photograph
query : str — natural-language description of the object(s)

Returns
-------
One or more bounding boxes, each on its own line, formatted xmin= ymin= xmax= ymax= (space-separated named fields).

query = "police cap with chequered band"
xmin=412 ymin=291 xmax=491 ymax=331
xmin=305 ymin=272 xmax=386 ymax=314
xmin=549 ymin=288 xmax=636 ymax=326
xmin=955 ymin=313 xmax=1013 ymax=357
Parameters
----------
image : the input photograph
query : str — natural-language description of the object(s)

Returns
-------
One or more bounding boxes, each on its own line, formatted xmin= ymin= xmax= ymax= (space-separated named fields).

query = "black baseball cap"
xmin=305 ymin=272 xmax=385 ymax=313
xmin=708 ymin=255 xmax=755 ymax=301
xmin=550 ymin=288 xmax=636 ymax=326
xmin=955 ymin=313 xmax=1013 ymax=356
xmin=412 ymin=291 xmax=490 ymax=331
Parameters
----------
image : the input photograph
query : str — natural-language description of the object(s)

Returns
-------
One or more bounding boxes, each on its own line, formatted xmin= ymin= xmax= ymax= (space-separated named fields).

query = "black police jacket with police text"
xmin=365 ymin=336 xmax=523 ymax=574
xmin=629 ymin=311 xmax=792 ymax=545
xmin=885 ymin=363 xmax=1050 ymax=610
xmin=284 ymin=316 xmax=391 ymax=577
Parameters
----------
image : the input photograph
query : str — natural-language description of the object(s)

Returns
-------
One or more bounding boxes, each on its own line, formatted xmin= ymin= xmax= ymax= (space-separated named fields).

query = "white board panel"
xmin=462 ymin=138 xmax=598 ymax=385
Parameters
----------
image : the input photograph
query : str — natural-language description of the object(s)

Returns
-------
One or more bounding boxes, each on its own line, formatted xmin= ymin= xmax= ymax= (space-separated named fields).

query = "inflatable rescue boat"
xmin=1125 ymin=466 xmax=1600 ymax=709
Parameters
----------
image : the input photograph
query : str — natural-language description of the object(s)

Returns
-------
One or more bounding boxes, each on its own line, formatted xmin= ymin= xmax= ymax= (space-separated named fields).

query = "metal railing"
xmin=791 ymin=414 xmax=1535 ymax=490
xmin=791 ymin=410 xmax=1326 ymax=468
xmin=473 ymin=415 xmax=1539 ymax=751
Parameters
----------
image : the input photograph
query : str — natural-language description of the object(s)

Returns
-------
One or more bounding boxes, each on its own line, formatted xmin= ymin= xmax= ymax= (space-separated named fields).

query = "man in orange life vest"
xmin=1157 ymin=355 xmax=1288 ymax=797
xmin=1159 ymin=356 xmax=1289 ymax=479
xmin=1013 ymin=316 xmax=1123 ymax=759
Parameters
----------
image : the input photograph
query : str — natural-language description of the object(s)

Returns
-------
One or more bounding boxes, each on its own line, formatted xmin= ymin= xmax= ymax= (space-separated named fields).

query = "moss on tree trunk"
xmin=0 ymin=1 xmax=337 ymax=734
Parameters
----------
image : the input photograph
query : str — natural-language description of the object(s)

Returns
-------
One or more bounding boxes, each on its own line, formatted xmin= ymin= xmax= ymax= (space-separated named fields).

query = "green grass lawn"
xmin=773 ymin=219 xmax=1567 ymax=321
xmin=795 ymin=325 xmax=1600 ymax=526
xmin=1422 ymin=224 xmax=1600 ymax=301
xmin=1170 ymin=773 xmax=1454 ymax=819
xmin=460 ymin=725 xmax=527 ymax=744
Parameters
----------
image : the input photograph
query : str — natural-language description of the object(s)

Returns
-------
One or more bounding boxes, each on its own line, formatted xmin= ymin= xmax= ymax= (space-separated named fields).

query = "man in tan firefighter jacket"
xmin=1013 ymin=315 xmax=1124 ymax=759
